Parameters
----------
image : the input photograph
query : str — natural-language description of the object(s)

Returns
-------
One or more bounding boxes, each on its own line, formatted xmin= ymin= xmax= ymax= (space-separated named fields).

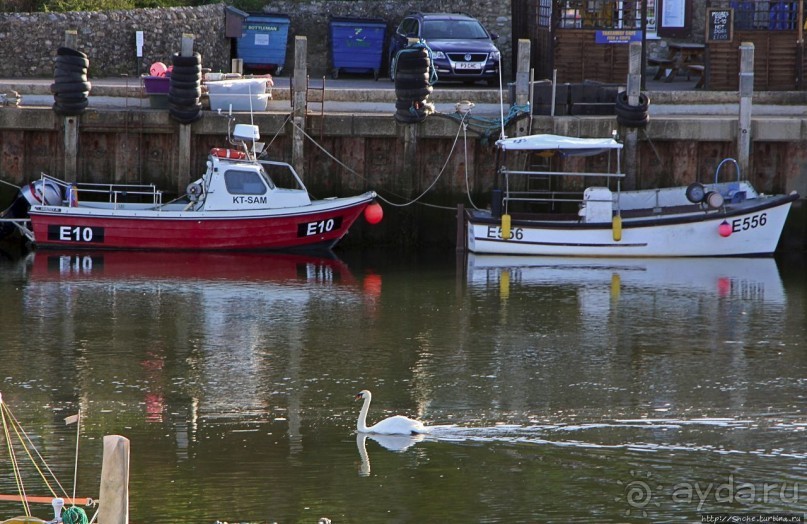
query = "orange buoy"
xmin=209 ymin=148 xmax=246 ymax=160
xmin=364 ymin=202 xmax=383 ymax=224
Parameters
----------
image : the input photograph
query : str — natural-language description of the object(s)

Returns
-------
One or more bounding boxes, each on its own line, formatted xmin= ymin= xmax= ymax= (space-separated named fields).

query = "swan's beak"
xmin=354 ymin=393 xmax=363 ymax=400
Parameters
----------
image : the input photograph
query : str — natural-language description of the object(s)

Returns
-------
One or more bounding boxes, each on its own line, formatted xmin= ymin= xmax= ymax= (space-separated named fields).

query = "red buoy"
xmin=718 ymin=220 xmax=732 ymax=237
xmin=364 ymin=202 xmax=383 ymax=225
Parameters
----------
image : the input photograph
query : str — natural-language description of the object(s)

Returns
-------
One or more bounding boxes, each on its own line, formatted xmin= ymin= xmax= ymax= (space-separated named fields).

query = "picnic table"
xmin=649 ymin=42 xmax=706 ymax=87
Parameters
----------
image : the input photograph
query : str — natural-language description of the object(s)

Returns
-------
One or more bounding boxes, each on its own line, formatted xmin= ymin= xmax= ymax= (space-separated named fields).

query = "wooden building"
xmin=518 ymin=1 xmax=642 ymax=83
xmin=704 ymin=0 xmax=806 ymax=90
xmin=514 ymin=1 xmax=806 ymax=90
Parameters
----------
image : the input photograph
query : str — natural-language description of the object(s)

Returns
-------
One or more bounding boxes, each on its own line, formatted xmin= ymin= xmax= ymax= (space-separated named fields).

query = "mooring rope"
xmin=1 ymin=400 xmax=30 ymax=516
xmin=289 ymin=115 xmax=468 ymax=211
xmin=1 ymin=397 xmax=72 ymax=516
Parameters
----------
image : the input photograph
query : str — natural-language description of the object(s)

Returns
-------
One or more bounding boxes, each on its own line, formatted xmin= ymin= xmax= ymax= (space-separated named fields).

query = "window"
xmin=224 ymin=170 xmax=267 ymax=195
xmin=399 ymin=18 xmax=418 ymax=36
xmin=711 ymin=0 xmax=801 ymax=31
xmin=557 ymin=1 xmax=642 ymax=30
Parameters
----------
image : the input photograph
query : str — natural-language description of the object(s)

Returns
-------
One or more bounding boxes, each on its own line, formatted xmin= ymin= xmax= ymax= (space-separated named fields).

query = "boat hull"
xmin=28 ymin=193 xmax=375 ymax=251
xmin=466 ymin=195 xmax=797 ymax=257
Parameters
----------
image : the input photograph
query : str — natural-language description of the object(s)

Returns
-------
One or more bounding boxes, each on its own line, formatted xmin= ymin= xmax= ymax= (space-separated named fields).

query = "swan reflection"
xmin=356 ymin=433 xmax=425 ymax=476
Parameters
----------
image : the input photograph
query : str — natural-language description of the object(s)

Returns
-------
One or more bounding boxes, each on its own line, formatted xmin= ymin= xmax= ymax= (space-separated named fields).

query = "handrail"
xmin=39 ymin=173 xmax=162 ymax=207
xmin=714 ymin=158 xmax=741 ymax=185
xmin=503 ymin=169 xmax=625 ymax=178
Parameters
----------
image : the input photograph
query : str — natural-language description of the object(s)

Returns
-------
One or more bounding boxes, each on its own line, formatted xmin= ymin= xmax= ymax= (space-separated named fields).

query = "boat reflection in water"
xmin=23 ymin=250 xmax=373 ymax=448
xmin=467 ymin=254 xmax=785 ymax=306
xmin=466 ymin=254 xmax=786 ymax=349
xmin=27 ymin=250 xmax=358 ymax=285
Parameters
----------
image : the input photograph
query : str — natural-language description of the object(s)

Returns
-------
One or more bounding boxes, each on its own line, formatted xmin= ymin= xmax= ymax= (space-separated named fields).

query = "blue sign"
xmin=595 ymin=30 xmax=642 ymax=44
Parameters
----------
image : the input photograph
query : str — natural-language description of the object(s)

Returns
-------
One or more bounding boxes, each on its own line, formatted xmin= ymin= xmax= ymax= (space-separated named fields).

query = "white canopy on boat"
xmin=496 ymin=134 xmax=623 ymax=153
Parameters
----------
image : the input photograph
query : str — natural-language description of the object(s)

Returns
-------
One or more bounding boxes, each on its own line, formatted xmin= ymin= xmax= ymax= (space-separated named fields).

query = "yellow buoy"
xmin=501 ymin=214 xmax=512 ymax=240
xmin=612 ymin=214 xmax=622 ymax=241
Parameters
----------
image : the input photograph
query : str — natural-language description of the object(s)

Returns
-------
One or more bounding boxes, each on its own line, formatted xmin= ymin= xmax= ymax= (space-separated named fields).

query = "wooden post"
xmin=401 ymin=123 xmax=417 ymax=198
xmin=63 ymin=30 xmax=79 ymax=182
xmin=514 ymin=39 xmax=531 ymax=137
xmin=624 ymin=41 xmax=642 ymax=191
xmin=292 ymin=36 xmax=308 ymax=178
xmin=738 ymin=42 xmax=754 ymax=178
xmin=97 ymin=435 xmax=130 ymax=524
xmin=177 ymin=34 xmax=194 ymax=195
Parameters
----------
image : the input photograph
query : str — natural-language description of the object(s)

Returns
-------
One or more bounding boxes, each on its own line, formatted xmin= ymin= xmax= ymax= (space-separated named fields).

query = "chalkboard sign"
xmin=707 ymin=8 xmax=733 ymax=42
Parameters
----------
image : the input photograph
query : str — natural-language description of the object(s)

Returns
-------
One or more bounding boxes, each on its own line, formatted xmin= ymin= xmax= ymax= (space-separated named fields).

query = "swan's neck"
xmin=357 ymin=394 xmax=371 ymax=432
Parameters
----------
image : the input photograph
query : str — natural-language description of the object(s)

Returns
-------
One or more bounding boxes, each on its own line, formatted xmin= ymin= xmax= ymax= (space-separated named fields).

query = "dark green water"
xmin=0 ymin=249 xmax=805 ymax=523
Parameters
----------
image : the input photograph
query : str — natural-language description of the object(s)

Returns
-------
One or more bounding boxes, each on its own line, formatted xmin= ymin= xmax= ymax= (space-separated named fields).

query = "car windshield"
xmin=422 ymin=20 xmax=488 ymax=40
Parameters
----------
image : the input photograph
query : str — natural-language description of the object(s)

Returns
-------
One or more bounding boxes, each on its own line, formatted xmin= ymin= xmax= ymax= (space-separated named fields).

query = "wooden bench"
xmin=687 ymin=64 xmax=705 ymax=88
xmin=648 ymin=58 xmax=674 ymax=81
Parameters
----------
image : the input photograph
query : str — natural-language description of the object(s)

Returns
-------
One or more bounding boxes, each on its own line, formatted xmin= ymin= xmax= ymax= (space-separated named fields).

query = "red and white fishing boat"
xmin=2 ymin=123 xmax=379 ymax=251
xmin=465 ymin=134 xmax=799 ymax=257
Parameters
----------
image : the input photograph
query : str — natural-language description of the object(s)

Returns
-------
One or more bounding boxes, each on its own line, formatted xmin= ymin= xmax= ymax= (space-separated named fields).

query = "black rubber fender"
xmin=168 ymin=86 xmax=202 ymax=99
xmin=55 ymin=55 xmax=90 ymax=68
xmin=54 ymin=72 xmax=88 ymax=84
xmin=171 ymin=52 xmax=202 ymax=67
xmin=53 ymin=101 xmax=88 ymax=116
xmin=54 ymin=91 xmax=90 ymax=103
xmin=168 ymin=94 xmax=202 ymax=108
xmin=53 ymin=61 xmax=87 ymax=74
xmin=57 ymin=47 xmax=88 ymax=59
xmin=166 ymin=77 xmax=201 ymax=90
xmin=615 ymin=90 xmax=649 ymax=113
xmin=51 ymin=80 xmax=92 ymax=94
xmin=395 ymin=86 xmax=433 ymax=100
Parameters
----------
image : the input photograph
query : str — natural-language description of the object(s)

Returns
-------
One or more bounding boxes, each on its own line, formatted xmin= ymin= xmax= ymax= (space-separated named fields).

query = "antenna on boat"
xmin=498 ymin=60 xmax=505 ymax=140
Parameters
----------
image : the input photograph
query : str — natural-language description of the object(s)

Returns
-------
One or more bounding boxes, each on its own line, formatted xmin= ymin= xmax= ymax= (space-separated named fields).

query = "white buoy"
xmin=52 ymin=498 xmax=64 ymax=522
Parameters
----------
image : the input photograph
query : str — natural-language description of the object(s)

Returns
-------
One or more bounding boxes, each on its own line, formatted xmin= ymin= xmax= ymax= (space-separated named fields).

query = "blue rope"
xmin=445 ymin=103 xmax=531 ymax=143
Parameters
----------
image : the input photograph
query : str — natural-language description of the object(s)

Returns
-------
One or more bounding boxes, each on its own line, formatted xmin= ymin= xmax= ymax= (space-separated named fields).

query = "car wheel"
xmin=388 ymin=53 xmax=397 ymax=81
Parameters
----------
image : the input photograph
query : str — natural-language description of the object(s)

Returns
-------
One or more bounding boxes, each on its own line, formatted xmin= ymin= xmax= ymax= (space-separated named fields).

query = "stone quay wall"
xmin=0 ymin=1 xmax=513 ymax=80
xmin=0 ymin=4 xmax=231 ymax=78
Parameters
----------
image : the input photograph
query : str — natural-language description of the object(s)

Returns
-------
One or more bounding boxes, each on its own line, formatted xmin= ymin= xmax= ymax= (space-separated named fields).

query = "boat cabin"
xmin=199 ymin=153 xmax=311 ymax=211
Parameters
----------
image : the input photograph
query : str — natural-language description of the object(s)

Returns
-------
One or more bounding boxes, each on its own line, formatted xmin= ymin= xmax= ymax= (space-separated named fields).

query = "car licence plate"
xmin=454 ymin=62 xmax=482 ymax=70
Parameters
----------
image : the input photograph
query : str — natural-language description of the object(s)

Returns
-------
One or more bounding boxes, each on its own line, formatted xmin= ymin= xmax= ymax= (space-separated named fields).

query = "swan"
xmin=355 ymin=390 xmax=428 ymax=435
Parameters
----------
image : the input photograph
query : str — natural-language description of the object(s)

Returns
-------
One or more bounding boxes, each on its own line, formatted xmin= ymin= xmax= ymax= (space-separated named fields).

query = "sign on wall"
xmin=706 ymin=8 xmax=733 ymax=43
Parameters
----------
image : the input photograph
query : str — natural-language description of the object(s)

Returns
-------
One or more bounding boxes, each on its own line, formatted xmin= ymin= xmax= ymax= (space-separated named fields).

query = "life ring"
xmin=209 ymin=148 xmax=246 ymax=160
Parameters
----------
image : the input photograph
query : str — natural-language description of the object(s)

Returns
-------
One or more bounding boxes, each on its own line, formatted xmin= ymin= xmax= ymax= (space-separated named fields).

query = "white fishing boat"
xmin=464 ymin=134 xmax=799 ymax=257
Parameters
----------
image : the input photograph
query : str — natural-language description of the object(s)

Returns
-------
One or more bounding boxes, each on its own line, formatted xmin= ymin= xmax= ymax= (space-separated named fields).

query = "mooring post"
xmin=624 ymin=41 xmax=642 ymax=190
xmin=401 ymin=124 xmax=417 ymax=197
xmin=292 ymin=36 xmax=308 ymax=178
xmin=63 ymin=30 xmax=79 ymax=182
xmin=231 ymin=58 xmax=243 ymax=75
xmin=738 ymin=42 xmax=754 ymax=178
xmin=514 ymin=39 xmax=531 ymax=137
xmin=97 ymin=435 xmax=130 ymax=524
xmin=177 ymin=34 xmax=195 ymax=195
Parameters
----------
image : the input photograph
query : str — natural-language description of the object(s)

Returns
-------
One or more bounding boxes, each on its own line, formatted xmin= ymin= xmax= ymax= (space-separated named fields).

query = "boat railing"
xmin=714 ymin=158 xmax=741 ymax=185
xmin=41 ymin=174 xmax=163 ymax=207
xmin=501 ymin=167 xmax=624 ymax=210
